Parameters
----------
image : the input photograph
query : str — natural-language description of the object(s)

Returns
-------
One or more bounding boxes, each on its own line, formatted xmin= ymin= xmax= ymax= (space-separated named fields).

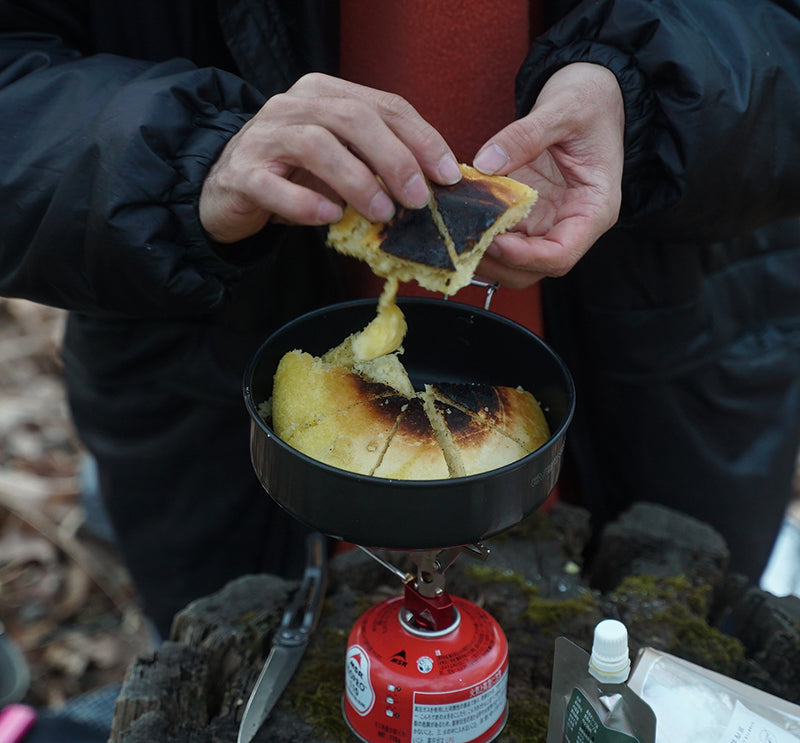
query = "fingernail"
xmin=369 ymin=190 xmax=395 ymax=222
xmin=403 ymin=173 xmax=430 ymax=208
xmin=317 ymin=200 xmax=343 ymax=224
xmin=486 ymin=242 xmax=502 ymax=258
xmin=473 ymin=143 xmax=509 ymax=175
xmin=438 ymin=154 xmax=462 ymax=185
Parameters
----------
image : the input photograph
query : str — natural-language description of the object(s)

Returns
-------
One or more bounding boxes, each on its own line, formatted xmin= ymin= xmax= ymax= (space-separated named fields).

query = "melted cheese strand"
xmin=351 ymin=277 xmax=408 ymax=362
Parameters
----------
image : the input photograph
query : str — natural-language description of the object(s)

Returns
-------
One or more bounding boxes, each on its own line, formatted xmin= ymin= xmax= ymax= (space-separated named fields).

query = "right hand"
xmin=199 ymin=72 xmax=462 ymax=244
xmin=472 ymin=63 xmax=625 ymax=288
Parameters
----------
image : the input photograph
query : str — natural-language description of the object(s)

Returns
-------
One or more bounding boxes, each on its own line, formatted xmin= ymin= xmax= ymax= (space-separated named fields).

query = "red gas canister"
xmin=343 ymin=594 xmax=508 ymax=743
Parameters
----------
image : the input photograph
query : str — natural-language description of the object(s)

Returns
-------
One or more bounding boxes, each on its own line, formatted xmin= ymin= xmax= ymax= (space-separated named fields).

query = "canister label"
xmin=411 ymin=667 xmax=508 ymax=743
xmin=346 ymin=644 xmax=376 ymax=715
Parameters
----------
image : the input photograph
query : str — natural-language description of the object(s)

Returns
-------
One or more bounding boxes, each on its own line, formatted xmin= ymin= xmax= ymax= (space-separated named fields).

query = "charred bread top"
xmin=327 ymin=164 xmax=537 ymax=295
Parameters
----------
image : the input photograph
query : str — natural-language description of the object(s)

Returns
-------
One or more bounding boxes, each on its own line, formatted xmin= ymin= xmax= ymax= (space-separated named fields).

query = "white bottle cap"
xmin=588 ymin=619 xmax=631 ymax=683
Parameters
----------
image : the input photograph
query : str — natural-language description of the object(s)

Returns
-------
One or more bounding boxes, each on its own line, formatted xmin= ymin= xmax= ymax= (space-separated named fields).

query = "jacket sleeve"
xmin=517 ymin=0 xmax=800 ymax=242
xmin=0 ymin=3 xmax=269 ymax=318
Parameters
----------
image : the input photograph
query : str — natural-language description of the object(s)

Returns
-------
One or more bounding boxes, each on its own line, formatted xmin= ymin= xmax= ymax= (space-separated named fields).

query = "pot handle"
xmin=443 ymin=278 xmax=500 ymax=310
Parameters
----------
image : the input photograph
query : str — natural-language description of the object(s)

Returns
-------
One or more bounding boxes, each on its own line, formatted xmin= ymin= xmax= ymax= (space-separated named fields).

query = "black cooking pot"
xmin=244 ymin=297 xmax=574 ymax=550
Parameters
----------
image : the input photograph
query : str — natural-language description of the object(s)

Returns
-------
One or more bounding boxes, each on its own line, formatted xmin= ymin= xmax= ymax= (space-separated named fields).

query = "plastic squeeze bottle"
xmin=546 ymin=619 xmax=656 ymax=743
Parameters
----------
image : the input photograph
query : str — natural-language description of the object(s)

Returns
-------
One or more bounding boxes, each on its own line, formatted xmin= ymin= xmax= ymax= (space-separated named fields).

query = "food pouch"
xmin=628 ymin=647 xmax=800 ymax=742
xmin=547 ymin=620 xmax=656 ymax=743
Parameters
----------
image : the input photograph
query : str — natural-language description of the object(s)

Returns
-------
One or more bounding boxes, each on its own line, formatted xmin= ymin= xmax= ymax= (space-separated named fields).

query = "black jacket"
xmin=2 ymin=0 xmax=800 ymax=320
xmin=2 ymin=0 xmax=800 ymax=583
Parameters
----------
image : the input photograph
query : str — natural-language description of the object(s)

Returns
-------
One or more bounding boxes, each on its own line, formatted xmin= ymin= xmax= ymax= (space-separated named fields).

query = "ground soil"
xmin=0 ymin=299 xmax=153 ymax=710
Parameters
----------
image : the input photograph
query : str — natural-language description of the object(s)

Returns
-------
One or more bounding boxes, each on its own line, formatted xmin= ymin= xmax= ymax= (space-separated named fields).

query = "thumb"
xmin=472 ymin=111 xmax=565 ymax=176
xmin=473 ymin=63 xmax=617 ymax=176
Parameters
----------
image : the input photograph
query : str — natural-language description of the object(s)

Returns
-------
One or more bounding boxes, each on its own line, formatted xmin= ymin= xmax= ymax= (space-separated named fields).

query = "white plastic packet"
xmin=628 ymin=647 xmax=800 ymax=742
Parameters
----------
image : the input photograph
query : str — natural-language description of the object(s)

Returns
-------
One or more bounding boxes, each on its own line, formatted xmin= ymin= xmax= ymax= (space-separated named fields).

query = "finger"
xmin=201 ymin=161 xmax=345 ymax=243
xmin=287 ymin=73 xmax=462 ymax=187
xmin=205 ymin=172 xmax=345 ymax=243
xmin=246 ymin=168 xmax=345 ymax=226
xmin=311 ymin=93 xmax=461 ymax=203
xmin=366 ymin=89 xmax=462 ymax=186
xmin=259 ymin=93 xmax=427 ymax=212
xmin=267 ymin=94 xmax=441 ymax=213
xmin=475 ymin=250 xmax=547 ymax=290
xmin=262 ymin=120 xmax=406 ymax=221
xmin=488 ymin=219 xmax=595 ymax=278
xmin=473 ymin=63 xmax=622 ymax=177
xmin=473 ymin=111 xmax=567 ymax=178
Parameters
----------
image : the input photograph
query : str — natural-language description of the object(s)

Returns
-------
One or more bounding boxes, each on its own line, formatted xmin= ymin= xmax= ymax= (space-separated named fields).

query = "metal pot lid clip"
xmin=442 ymin=278 xmax=500 ymax=310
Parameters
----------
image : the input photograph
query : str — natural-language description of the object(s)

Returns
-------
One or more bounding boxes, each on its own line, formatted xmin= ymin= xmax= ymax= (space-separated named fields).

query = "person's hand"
xmin=199 ymin=72 xmax=462 ymax=244
xmin=472 ymin=63 xmax=625 ymax=288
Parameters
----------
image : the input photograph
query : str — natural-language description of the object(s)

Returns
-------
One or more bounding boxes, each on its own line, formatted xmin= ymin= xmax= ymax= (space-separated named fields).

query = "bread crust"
xmin=284 ymin=394 xmax=406 ymax=475
xmin=423 ymin=393 xmax=531 ymax=477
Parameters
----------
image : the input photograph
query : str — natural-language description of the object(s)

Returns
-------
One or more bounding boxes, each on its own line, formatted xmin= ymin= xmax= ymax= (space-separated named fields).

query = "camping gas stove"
xmin=243 ymin=297 xmax=576 ymax=743
xmin=343 ymin=546 xmax=508 ymax=743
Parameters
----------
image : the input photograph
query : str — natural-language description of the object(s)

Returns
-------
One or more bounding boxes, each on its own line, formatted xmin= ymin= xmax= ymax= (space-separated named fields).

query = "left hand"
xmin=199 ymin=73 xmax=461 ymax=243
xmin=472 ymin=63 xmax=625 ymax=288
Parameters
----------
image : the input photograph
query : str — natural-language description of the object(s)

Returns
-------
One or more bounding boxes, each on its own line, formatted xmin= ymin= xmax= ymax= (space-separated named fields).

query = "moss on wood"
xmin=503 ymin=696 xmax=550 ymax=742
xmin=612 ymin=574 xmax=745 ymax=677
xmin=285 ymin=626 xmax=352 ymax=742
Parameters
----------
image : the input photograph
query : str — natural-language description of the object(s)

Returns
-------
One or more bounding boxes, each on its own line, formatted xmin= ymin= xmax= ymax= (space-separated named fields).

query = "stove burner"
xmin=399 ymin=604 xmax=461 ymax=637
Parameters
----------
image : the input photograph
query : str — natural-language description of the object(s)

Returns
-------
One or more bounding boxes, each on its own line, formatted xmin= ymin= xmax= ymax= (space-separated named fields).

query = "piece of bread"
xmin=326 ymin=164 xmax=537 ymax=295
xmin=372 ymin=398 xmax=450 ymax=480
xmin=322 ymin=330 xmax=414 ymax=397
xmin=282 ymin=394 xmax=406 ymax=475
xmin=271 ymin=350 xmax=395 ymax=440
xmin=350 ymin=354 xmax=415 ymax=398
xmin=422 ymin=391 xmax=531 ymax=478
xmin=426 ymin=382 xmax=550 ymax=452
xmin=268 ymin=349 xmax=550 ymax=480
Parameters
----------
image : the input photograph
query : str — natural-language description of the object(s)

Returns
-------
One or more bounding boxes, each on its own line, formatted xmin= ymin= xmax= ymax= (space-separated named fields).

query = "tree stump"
xmin=109 ymin=503 xmax=800 ymax=743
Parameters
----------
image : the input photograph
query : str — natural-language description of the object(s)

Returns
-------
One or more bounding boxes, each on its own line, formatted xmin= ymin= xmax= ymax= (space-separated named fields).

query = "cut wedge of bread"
xmin=271 ymin=350 xmax=395 ymax=440
xmin=283 ymin=394 xmax=406 ymax=475
xmin=327 ymin=164 xmax=537 ymax=295
xmin=422 ymin=393 xmax=531 ymax=478
xmin=372 ymin=397 xmax=449 ymax=480
xmin=426 ymin=382 xmax=550 ymax=452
